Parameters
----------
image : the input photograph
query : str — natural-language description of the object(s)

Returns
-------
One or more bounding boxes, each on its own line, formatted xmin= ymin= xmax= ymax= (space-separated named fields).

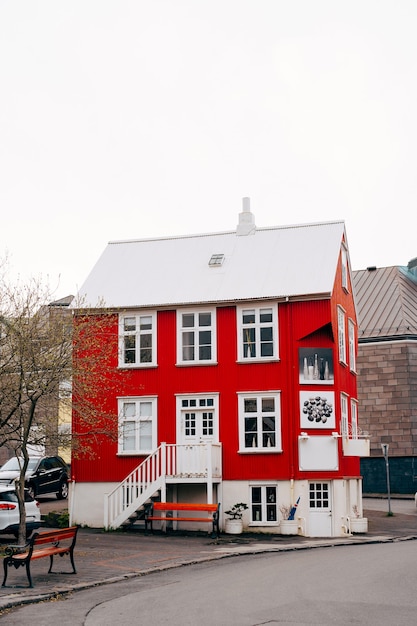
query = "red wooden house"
xmin=70 ymin=200 xmax=369 ymax=537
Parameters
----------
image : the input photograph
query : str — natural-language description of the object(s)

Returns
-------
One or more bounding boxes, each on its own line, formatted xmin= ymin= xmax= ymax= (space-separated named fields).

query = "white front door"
xmin=308 ymin=481 xmax=333 ymax=537
xmin=176 ymin=395 xmax=219 ymax=474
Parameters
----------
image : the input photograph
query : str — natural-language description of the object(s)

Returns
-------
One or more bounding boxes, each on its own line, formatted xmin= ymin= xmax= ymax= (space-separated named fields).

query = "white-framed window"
xmin=238 ymin=392 xmax=282 ymax=452
xmin=340 ymin=393 xmax=348 ymax=438
xmin=250 ymin=484 xmax=278 ymax=524
xmin=337 ymin=306 xmax=347 ymax=365
xmin=237 ymin=303 xmax=278 ymax=361
xmin=177 ymin=308 xmax=216 ymax=365
xmin=348 ymin=318 xmax=356 ymax=373
xmin=350 ymin=399 xmax=358 ymax=438
xmin=177 ymin=394 xmax=219 ymax=442
xmin=341 ymin=245 xmax=348 ymax=291
xmin=119 ymin=312 xmax=157 ymax=368
xmin=118 ymin=397 xmax=157 ymax=454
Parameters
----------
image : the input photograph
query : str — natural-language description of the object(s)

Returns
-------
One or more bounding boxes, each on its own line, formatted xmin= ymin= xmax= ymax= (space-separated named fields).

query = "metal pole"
xmin=381 ymin=443 xmax=392 ymax=515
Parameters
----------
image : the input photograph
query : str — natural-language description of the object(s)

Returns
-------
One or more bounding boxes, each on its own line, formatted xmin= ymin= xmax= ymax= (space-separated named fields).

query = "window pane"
xmin=199 ymin=331 xmax=212 ymax=360
xmin=260 ymin=309 xmax=272 ymax=323
xmin=266 ymin=504 xmax=277 ymax=521
xmin=252 ymin=487 xmax=262 ymax=503
xmin=242 ymin=310 xmax=255 ymax=324
xmin=140 ymin=334 xmax=152 ymax=362
xmin=123 ymin=421 xmax=136 ymax=451
xmin=139 ymin=402 xmax=152 ymax=417
xmin=123 ymin=403 xmax=136 ymax=418
xmin=262 ymin=398 xmax=275 ymax=412
xmin=243 ymin=327 xmax=256 ymax=358
xmin=124 ymin=336 xmax=136 ymax=363
xmin=124 ymin=317 xmax=136 ymax=332
xmin=140 ymin=316 xmax=152 ymax=330
xmin=199 ymin=312 xmax=211 ymax=326
xmin=139 ymin=421 xmax=152 ymax=450
xmin=244 ymin=398 xmax=257 ymax=412
xmin=266 ymin=487 xmax=276 ymax=503
xmin=182 ymin=314 xmax=194 ymax=328
xmin=182 ymin=331 xmax=195 ymax=361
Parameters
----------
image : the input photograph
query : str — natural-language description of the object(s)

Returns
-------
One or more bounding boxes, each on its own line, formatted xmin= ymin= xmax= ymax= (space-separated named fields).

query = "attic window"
xmin=209 ymin=254 xmax=224 ymax=267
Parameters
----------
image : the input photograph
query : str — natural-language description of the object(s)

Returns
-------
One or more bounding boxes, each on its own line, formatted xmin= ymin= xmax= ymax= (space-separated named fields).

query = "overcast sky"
xmin=1 ymin=1 xmax=416 ymax=298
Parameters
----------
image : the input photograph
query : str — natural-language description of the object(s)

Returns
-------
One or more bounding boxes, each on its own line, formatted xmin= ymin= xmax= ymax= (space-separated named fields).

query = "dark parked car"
xmin=0 ymin=456 xmax=69 ymax=499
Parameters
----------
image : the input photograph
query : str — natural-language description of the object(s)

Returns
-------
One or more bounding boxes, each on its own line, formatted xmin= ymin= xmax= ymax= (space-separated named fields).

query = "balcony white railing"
xmin=104 ymin=442 xmax=222 ymax=529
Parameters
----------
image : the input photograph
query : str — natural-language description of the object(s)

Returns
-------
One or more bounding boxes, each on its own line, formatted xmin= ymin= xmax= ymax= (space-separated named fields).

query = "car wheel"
xmin=57 ymin=480 xmax=68 ymax=500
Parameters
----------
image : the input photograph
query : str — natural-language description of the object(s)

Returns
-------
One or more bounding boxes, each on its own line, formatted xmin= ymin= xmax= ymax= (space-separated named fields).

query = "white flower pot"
xmin=350 ymin=517 xmax=368 ymax=534
xmin=280 ymin=519 xmax=298 ymax=535
xmin=224 ymin=519 xmax=243 ymax=534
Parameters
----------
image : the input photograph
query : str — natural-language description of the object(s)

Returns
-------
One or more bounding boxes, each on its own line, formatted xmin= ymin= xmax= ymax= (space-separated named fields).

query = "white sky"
xmin=1 ymin=1 xmax=416 ymax=298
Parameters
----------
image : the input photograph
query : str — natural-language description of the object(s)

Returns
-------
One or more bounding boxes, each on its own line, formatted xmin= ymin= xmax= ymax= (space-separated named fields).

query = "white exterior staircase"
xmin=104 ymin=442 xmax=222 ymax=530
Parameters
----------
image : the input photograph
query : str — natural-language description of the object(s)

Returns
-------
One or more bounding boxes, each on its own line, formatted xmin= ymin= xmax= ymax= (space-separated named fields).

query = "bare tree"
xmin=0 ymin=266 xmax=123 ymax=544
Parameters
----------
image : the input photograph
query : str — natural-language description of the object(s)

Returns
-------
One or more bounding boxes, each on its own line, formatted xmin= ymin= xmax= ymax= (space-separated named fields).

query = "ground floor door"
xmin=308 ymin=481 xmax=332 ymax=537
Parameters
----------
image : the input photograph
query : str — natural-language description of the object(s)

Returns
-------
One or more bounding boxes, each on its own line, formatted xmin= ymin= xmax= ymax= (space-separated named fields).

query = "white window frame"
xmin=238 ymin=391 xmax=282 ymax=453
xmin=337 ymin=306 xmax=347 ymax=365
xmin=118 ymin=311 xmax=157 ymax=368
xmin=348 ymin=318 xmax=356 ymax=373
xmin=249 ymin=483 xmax=278 ymax=525
xmin=350 ymin=399 xmax=358 ymax=439
xmin=237 ymin=303 xmax=279 ymax=362
xmin=118 ymin=396 xmax=157 ymax=455
xmin=341 ymin=245 xmax=348 ymax=291
xmin=176 ymin=393 xmax=219 ymax=443
xmin=176 ymin=308 xmax=217 ymax=365
xmin=340 ymin=393 xmax=348 ymax=439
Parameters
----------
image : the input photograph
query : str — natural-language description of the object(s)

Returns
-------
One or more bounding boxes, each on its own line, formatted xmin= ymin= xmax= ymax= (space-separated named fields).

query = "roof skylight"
xmin=208 ymin=254 xmax=225 ymax=267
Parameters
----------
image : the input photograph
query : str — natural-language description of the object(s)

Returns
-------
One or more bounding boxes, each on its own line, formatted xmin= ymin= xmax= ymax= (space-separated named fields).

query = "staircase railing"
xmin=104 ymin=446 xmax=164 ymax=529
xmin=104 ymin=442 xmax=222 ymax=529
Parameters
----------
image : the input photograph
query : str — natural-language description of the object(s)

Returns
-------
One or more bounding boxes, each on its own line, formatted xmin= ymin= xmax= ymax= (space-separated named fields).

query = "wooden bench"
xmin=145 ymin=502 xmax=220 ymax=538
xmin=2 ymin=526 xmax=78 ymax=588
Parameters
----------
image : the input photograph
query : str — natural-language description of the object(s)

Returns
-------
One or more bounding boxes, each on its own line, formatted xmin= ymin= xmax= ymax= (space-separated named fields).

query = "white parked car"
xmin=0 ymin=486 xmax=41 ymax=539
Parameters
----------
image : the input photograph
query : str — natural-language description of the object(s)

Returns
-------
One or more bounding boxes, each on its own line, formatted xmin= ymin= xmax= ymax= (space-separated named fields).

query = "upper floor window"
xmin=350 ymin=399 xmax=358 ymax=438
xmin=237 ymin=304 xmax=278 ymax=361
xmin=119 ymin=312 xmax=157 ymax=368
xmin=348 ymin=318 xmax=356 ymax=372
xmin=340 ymin=393 xmax=348 ymax=438
xmin=177 ymin=309 xmax=216 ymax=365
xmin=238 ymin=392 xmax=282 ymax=452
xmin=337 ymin=306 xmax=346 ymax=365
xmin=341 ymin=246 xmax=348 ymax=290
xmin=118 ymin=396 xmax=157 ymax=455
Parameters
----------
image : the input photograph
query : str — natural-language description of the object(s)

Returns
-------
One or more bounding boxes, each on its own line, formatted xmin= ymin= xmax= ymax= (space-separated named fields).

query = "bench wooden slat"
xmin=153 ymin=502 xmax=218 ymax=512
xmin=145 ymin=502 xmax=220 ymax=538
xmin=2 ymin=526 xmax=78 ymax=588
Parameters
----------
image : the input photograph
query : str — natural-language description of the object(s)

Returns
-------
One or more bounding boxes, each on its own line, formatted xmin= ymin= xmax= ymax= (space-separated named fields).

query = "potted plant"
xmin=279 ymin=503 xmax=299 ymax=535
xmin=224 ymin=502 xmax=248 ymax=534
xmin=350 ymin=505 xmax=368 ymax=534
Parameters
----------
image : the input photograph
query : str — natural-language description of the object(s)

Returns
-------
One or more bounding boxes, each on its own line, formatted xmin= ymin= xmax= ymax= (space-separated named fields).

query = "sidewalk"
xmin=0 ymin=506 xmax=416 ymax=612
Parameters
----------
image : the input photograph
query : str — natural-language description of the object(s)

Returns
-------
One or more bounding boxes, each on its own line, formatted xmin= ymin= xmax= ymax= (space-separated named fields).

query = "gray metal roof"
xmin=77 ymin=220 xmax=347 ymax=309
xmin=353 ymin=265 xmax=417 ymax=340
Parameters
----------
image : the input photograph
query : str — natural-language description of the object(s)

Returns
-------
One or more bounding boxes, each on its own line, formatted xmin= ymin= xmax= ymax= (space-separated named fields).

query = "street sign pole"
xmin=381 ymin=443 xmax=392 ymax=516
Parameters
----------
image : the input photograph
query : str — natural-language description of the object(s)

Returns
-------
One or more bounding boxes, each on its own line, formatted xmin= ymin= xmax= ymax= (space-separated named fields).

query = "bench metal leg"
xmin=2 ymin=557 xmax=10 ymax=587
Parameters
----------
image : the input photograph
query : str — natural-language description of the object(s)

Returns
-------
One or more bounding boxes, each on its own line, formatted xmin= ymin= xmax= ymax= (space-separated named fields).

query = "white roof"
xmin=77 ymin=220 xmax=346 ymax=309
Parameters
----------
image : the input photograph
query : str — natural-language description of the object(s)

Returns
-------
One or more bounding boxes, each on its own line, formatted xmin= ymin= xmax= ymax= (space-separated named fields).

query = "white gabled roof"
xmin=77 ymin=219 xmax=346 ymax=309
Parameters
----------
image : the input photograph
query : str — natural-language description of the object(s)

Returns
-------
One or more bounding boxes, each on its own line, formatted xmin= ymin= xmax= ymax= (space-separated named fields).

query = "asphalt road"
xmin=1 ymin=539 xmax=416 ymax=625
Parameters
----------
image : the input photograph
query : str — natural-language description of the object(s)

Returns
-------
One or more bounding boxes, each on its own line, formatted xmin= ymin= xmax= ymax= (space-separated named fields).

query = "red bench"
xmin=2 ymin=526 xmax=78 ymax=588
xmin=145 ymin=502 xmax=220 ymax=538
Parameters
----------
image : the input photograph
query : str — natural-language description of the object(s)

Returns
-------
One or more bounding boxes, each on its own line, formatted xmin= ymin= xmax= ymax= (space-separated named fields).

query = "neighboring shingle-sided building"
xmin=70 ymin=200 xmax=369 ymax=537
xmin=353 ymin=261 xmax=417 ymax=494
